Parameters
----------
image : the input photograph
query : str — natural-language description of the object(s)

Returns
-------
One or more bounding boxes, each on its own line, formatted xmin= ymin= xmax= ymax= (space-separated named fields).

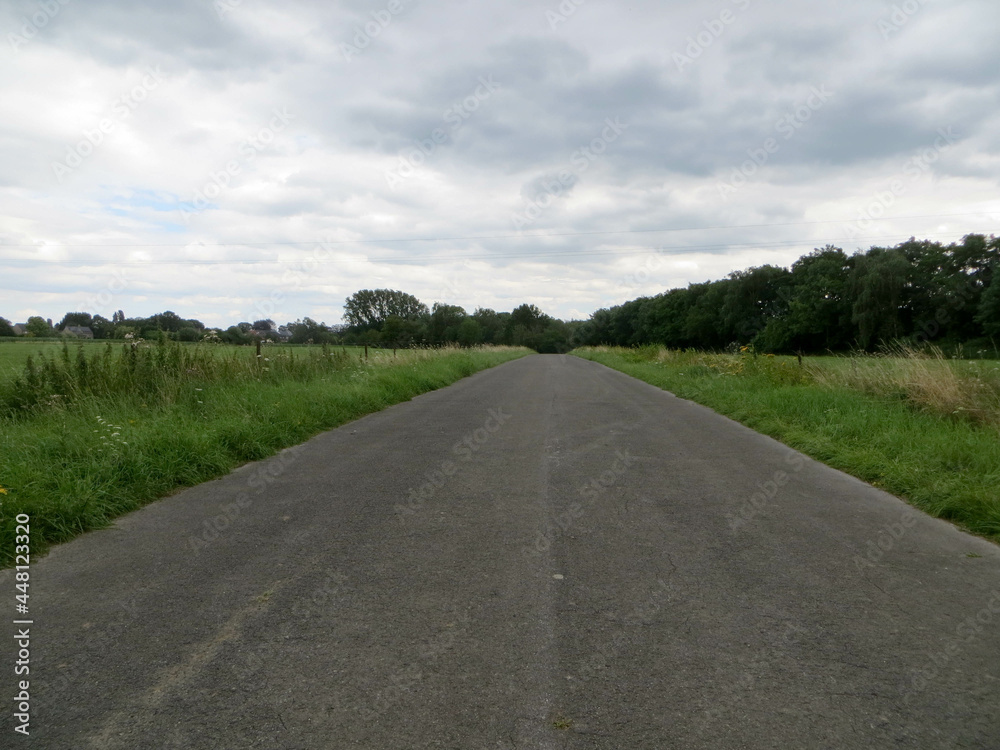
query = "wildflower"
xmin=0 ymin=487 xmax=8 ymax=495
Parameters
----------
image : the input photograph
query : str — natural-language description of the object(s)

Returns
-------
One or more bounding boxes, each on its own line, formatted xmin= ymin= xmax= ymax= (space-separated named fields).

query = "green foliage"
xmin=0 ymin=318 xmax=14 ymax=338
xmin=57 ymin=312 xmax=93 ymax=330
xmin=578 ymin=234 xmax=1000 ymax=354
xmin=25 ymin=316 xmax=54 ymax=338
xmin=0 ymin=345 xmax=532 ymax=566
xmin=976 ymin=266 xmax=1000 ymax=338
xmin=0 ymin=339 xmax=356 ymax=416
xmin=344 ymin=289 xmax=429 ymax=330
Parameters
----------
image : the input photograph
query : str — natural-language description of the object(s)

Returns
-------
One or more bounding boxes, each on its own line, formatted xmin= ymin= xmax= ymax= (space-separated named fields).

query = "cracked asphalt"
xmin=2 ymin=353 xmax=999 ymax=748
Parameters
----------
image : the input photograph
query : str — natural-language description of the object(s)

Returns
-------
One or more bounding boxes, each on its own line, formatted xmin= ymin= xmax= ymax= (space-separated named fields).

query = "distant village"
xmin=0 ymin=310 xmax=343 ymax=345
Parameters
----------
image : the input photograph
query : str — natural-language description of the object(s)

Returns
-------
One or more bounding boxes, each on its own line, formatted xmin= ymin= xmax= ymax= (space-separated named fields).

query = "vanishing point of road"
xmin=3 ymin=354 xmax=999 ymax=748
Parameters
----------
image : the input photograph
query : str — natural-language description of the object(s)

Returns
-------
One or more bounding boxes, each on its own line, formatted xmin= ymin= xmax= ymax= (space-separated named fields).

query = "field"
xmin=0 ymin=339 xmax=531 ymax=566
xmin=0 ymin=338 xmax=375 ymax=378
xmin=573 ymin=346 xmax=1000 ymax=543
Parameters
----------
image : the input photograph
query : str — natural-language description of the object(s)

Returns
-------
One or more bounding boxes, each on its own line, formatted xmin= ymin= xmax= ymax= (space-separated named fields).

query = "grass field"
xmin=573 ymin=346 xmax=1000 ymax=544
xmin=0 ymin=340 xmax=531 ymax=566
xmin=0 ymin=338 xmax=375 ymax=382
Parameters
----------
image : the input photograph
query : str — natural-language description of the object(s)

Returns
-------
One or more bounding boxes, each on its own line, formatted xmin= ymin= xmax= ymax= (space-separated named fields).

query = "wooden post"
xmin=256 ymin=339 xmax=261 ymax=358
xmin=393 ymin=348 xmax=397 ymax=358
xmin=796 ymin=351 xmax=803 ymax=368
xmin=364 ymin=344 xmax=368 ymax=361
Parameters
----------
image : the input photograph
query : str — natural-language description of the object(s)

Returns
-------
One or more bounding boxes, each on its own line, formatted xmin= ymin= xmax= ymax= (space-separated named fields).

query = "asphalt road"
xmin=3 ymin=354 xmax=999 ymax=749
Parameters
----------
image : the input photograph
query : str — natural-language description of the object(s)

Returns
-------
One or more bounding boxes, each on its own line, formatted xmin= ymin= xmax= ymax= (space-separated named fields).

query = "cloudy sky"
xmin=2 ymin=0 xmax=999 ymax=328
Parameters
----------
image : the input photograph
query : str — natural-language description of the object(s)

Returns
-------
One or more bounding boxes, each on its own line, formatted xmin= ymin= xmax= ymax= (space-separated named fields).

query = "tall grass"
xmin=0 ymin=338 xmax=357 ymax=415
xmin=808 ymin=344 xmax=1000 ymax=428
xmin=0 ymin=341 xmax=530 ymax=566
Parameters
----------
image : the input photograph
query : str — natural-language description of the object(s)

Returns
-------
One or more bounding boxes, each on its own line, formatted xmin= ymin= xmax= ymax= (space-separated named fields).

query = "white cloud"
xmin=1 ymin=0 xmax=998 ymax=327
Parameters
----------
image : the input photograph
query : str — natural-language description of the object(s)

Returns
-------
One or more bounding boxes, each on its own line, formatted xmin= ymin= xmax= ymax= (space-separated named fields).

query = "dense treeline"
xmin=577 ymin=235 xmax=1000 ymax=354
xmin=340 ymin=289 xmax=577 ymax=353
xmin=4 ymin=234 xmax=997 ymax=355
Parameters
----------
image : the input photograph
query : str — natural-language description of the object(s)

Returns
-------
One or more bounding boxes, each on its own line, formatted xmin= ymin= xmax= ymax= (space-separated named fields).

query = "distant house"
xmin=274 ymin=326 xmax=293 ymax=342
xmin=64 ymin=326 xmax=94 ymax=339
xmin=12 ymin=324 xmax=26 ymax=336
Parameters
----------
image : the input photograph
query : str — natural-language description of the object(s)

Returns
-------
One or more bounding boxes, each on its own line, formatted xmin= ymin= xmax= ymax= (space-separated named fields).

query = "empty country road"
xmin=2 ymin=354 xmax=999 ymax=749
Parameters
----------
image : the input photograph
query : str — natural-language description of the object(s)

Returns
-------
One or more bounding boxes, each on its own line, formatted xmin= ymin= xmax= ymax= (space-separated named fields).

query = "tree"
xmin=288 ymin=317 xmax=329 ymax=344
xmin=221 ymin=325 xmax=253 ymax=345
xmin=344 ymin=289 xmax=428 ymax=331
xmin=456 ymin=317 xmax=483 ymax=347
xmin=976 ymin=265 xmax=1000 ymax=339
xmin=721 ymin=265 xmax=793 ymax=343
xmin=471 ymin=308 xmax=505 ymax=344
xmin=90 ymin=315 xmax=114 ymax=339
xmin=427 ymin=303 xmax=466 ymax=345
xmin=849 ymin=247 xmax=911 ymax=350
xmin=0 ymin=318 xmax=14 ymax=337
xmin=768 ymin=245 xmax=853 ymax=352
xmin=57 ymin=312 xmax=94 ymax=330
xmin=251 ymin=319 xmax=275 ymax=331
xmin=25 ymin=316 xmax=54 ymax=337
xmin=380 ymin=315 xmax=424 ymax=348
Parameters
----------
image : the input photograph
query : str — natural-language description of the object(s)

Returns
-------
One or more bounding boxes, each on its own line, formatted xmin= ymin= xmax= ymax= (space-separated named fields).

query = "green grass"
xmin=0 ymin=342 xmax=531 ymax=566
xmin=573 ymin=346 xmax=1000 ymax=543
xmin=0 ymin=339 xmax=376 ymax=382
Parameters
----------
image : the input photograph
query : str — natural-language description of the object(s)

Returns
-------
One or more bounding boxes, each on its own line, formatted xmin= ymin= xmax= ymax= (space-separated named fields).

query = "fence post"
xmin=365 ymin=344 xmax=368 ymax=361
xmin=256 ymin=339 xmax=261 ymax=359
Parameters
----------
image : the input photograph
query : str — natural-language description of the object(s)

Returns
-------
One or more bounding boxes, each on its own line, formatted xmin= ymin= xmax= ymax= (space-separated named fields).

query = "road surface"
xmin=2 ymin=354 xmax=999 ymax=748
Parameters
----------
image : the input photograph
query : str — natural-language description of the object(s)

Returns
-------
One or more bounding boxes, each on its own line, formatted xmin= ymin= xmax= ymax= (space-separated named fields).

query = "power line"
xmin=0 ymin=233 xmax=966 ymax=267
xmin=0 ymin=211 xmax=993 ymax=251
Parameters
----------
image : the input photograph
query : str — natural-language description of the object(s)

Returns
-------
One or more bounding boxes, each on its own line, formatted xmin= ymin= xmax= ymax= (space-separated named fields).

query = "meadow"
xmin=573 ymin=346 xmax=1000 ymax=543
xmin=0 ymin=339 xmax=530 ymax=566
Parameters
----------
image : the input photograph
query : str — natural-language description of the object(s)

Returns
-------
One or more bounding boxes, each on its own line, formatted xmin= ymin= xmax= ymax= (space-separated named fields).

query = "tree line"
xmin=3 ymin=233 xmax=997 ymax=354
xmin=0 ymin=293 xmax=579 ymax=353
xmin=340 ymin=289 xmax=576 ymax=352
xmin=575 ymin=234 xmax=1000 ymax=353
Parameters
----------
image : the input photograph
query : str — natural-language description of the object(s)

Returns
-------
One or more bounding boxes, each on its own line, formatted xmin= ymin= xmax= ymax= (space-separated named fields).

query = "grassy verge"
xmin=0 ymin=342 xmax=531 ymax=566
xmin=573 ymin=346 xmax=1000 ymax=543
